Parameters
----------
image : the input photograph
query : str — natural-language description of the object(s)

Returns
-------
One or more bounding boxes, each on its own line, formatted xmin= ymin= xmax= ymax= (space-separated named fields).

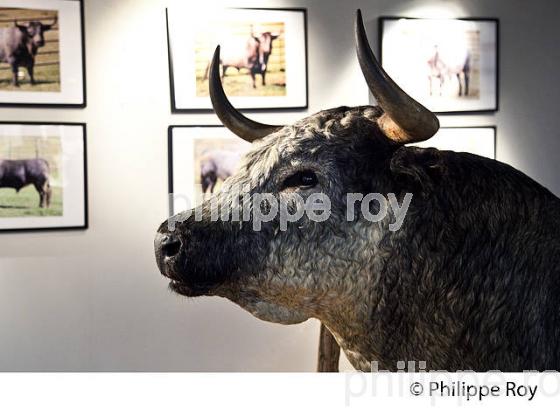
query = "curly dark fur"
xmin=363 ymin=147 xmax=560 ymax=371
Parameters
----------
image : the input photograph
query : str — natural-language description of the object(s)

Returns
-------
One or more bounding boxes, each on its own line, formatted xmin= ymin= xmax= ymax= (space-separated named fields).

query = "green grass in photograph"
xmin=0 ymin=185 xmax=62 ymax=217
xmin=0 ymin=134 xmax=63 ymax=218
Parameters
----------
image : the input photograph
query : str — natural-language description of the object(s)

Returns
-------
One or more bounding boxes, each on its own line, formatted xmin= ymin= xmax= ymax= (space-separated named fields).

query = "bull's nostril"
xmin=162 ymin=237 xmax=181 ymax=258
xmin=155 ymin=232 xmax=183 ymax=278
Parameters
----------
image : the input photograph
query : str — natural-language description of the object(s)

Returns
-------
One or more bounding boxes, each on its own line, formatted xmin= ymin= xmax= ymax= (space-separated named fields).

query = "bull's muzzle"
xmin=155 ymin=224 xmax=213 ymax=297
xmin=154 ymin=226 xmax=183 ymax=281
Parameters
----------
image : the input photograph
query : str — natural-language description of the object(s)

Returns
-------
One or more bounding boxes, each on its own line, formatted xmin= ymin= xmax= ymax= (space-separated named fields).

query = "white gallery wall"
xmin=0 ymin=0 xmax=558 ymax=371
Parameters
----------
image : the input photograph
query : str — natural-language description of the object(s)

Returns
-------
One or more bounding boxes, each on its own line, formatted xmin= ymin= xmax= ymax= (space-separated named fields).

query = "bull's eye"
xmin=282 ymin=170 xmax=318 ymax=190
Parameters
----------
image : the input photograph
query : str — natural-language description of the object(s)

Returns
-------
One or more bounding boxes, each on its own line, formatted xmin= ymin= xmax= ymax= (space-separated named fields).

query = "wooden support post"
xmin=317 ymin=323 xmax=341 ymax=372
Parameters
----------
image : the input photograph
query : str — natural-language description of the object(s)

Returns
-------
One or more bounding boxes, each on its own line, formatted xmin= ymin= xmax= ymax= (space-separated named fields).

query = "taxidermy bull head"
xmin=155 ymin=10 xmax=560 ymax=372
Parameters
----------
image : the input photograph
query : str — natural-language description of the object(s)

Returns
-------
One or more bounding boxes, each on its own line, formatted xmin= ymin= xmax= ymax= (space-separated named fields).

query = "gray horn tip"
xmin=356 ymin=9 xmax=364 ymax=29
xmin=212 ymin=45 xmax=220 ymax=64
xmin=356 ymin=9 xmax=363 ymax=20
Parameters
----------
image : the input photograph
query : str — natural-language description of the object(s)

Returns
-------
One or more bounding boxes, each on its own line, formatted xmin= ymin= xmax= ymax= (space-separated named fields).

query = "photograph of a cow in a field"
xmin=0 ymin=8 xmax=59 ymax=91
xmin=196 ymin=22 xmax=285 ymax=97
xmin=203 ymin=31 xmax=280 ymax=90
xmin=381 ymin=17 xmax=497 ymax=113
xmin=427 ymin=44 xmax=471 ymax=97
xmin=0 ymin=158 xmax=51 ymax=208
xmin=0 ymin=133 xmax=62 ymax=217
xmin=156 ymin=10 xmax=560 ymax=372
xmin=193 ymin=137 xmax=250 ymax=195
xmin=168 ymin=8 xmax=307 ymax=110
xmin=168 ymin=128 xmax=252 ymax=214
xmin=200 ymin=149 xmax=244 ymax=194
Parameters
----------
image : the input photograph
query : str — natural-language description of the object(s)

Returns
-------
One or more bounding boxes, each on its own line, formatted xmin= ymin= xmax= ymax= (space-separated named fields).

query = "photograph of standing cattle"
xmin=0 ymin=134 xmax=62 ymax=217
xmin=196 ymin=22 xmax=285 ymax=97
xmin=426 ymin=43 xmax=473 ymax=98
xmin=380 ymin=17 xmax=498 ymax=113
xmin=195 ymin=138 xmax=250 ymax=195
xmin=0 ymin=7 xmax=60 ymax=91
xmin=168 ymin=126 xmax=251 ymax=215
xmin=167 ymin=7 xmax=307 ymax=110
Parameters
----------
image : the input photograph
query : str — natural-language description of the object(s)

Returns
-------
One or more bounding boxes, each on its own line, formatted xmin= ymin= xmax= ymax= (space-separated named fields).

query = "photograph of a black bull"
xmin=155 ymin=10 xmax=560 ymax=372
xmin=0 ymin=16 xmax=57 ymax=87
xmin=0 ymin=158 xmax=52 ymax=208
xmin=204 ymin=32 xmax=279 ymax=89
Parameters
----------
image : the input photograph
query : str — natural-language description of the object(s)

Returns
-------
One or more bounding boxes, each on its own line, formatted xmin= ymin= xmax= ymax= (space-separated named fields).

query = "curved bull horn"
xmin=44 ymin=15 xmax=57 ymax=30
xmin=14 ymin=19 xmax=27 ymax=29
xmin=355 ymin=10 xmax=439 ymax=144
xmin=209 ymin=46 xmax=283 ymax=143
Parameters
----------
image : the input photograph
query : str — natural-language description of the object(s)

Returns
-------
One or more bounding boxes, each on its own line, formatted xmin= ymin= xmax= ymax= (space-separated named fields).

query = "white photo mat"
xmin=167 ymin=7 xmax=307 ymax=110
xmin=411 ymin=127 xmax=496 ymax=159
xmin=0 ymin=0 xmax=85 ymax=106
xmin=0 ymin=123 xmax=86 ymax=231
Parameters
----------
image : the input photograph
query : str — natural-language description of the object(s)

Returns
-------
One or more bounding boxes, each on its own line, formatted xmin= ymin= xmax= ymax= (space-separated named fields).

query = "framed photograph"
xmin=0 ymin=122 xmax=87 ymax=232
xmin=411 ymin=126 xmax=496 ymax=159
xmin=380 ymin=17 xmax=499 ymax=113
xmin=168 ymin=125 xmax=251 ymax=215
xmin=0 ymin=0 xmax=86 ymax=107
xmin=167 ymin=7 xmax=308 ymax=112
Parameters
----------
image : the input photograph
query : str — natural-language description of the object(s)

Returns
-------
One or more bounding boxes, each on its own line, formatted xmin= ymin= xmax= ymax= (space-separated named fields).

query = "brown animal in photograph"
xmin=196 ymin=22 xmax=285 ymax=97
xmin=203 ymin=31 xmax=280 ymax=89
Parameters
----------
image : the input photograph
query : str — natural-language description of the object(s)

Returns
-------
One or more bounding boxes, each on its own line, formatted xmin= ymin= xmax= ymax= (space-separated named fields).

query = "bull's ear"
xmin=271 ymin=34 xmax=280 ymax=40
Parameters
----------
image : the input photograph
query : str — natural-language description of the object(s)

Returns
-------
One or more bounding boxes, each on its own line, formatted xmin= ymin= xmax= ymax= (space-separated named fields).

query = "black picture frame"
xmin=166 ymin=7 xmax=309 ymax=113
xmin=0 ymin=121 xmax=88 ymax=233
xmin=0 ymin=0 xmax=87 ymax=108
xmin=379 ymin=16 xmax=499 ymax=114
xmin=167 ymin=124 xmax=178 ymax=216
